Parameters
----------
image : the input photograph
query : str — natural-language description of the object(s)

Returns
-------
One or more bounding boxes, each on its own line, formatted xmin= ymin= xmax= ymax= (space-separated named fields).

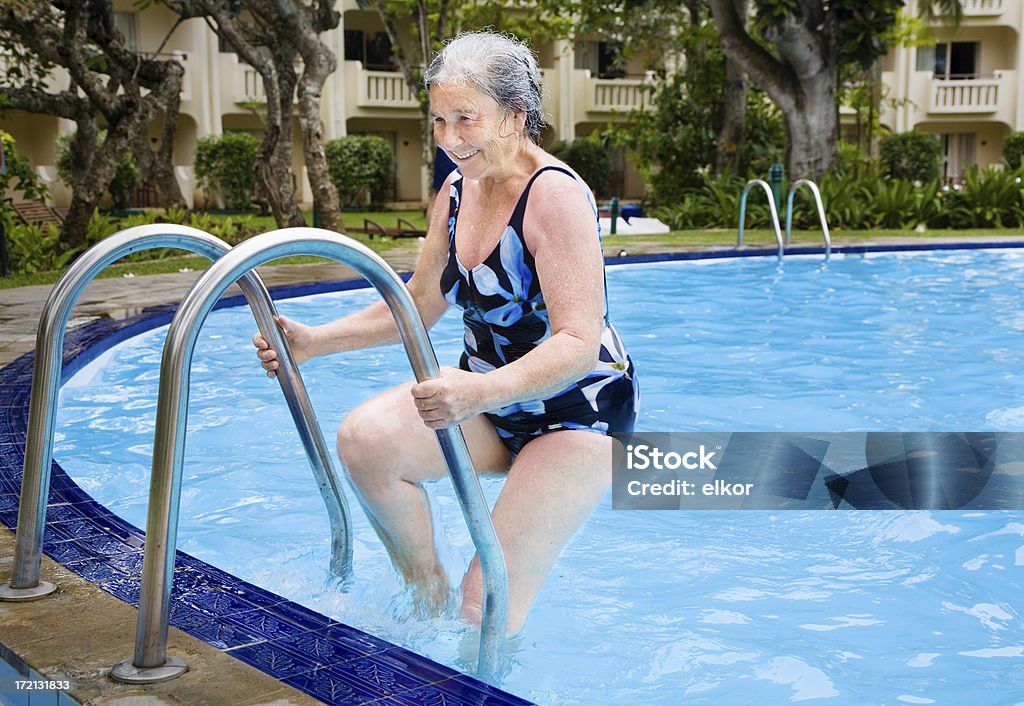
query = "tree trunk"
xmin=709 ymin=0 xmax=840 ymax=179
xmin=296 ymin=48 xmax=341 ymax=231
xmin=60 ymin=123 xmax=130 ymax=251
xmin=715 ymin=0 xmax=747 ymax=175
xmin=775 ymin=71 xmax=839 ymax=179
xmin=132 ymin=64 xmax=188 ymax=211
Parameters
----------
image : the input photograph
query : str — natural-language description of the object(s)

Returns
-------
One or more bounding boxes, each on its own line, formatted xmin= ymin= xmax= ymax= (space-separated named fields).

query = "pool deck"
xmin=2 ymin=233 xmax=1024 ymax=705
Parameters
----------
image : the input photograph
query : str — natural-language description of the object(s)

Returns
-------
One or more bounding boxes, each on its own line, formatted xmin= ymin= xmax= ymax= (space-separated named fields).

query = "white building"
xmin=877 ymin=0 xmax=1023 ymax=180
xmin=2 ymin=0 xmax=648 ymax=209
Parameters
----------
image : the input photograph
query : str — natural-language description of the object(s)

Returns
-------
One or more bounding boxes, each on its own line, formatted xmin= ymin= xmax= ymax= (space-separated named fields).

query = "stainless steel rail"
xmin=111 ymin=228 xmax=509 ymax=685
xmin=0 ymin=225 xmax=352 ymax=604
xmin=784 ymin=179 xmax=832 ymax=259
xmin=737 ymin=179 xmax=784 ymax=257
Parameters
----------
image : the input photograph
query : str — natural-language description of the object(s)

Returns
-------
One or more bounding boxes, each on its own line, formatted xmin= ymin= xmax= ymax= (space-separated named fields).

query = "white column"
xmin=558 ymin=39 xmax=576 ymax=140
xmin=1016 ymin=2 xmax=1024 ymax=129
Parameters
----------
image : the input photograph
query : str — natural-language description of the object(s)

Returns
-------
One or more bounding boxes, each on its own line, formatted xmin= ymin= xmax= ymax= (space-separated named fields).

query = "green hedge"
xmin=194 ymin=132 xmax=261 ymax=210
xmin=1004 ymin=132 xmax=1024 ymax=171
xmin=550 ymin=137 xmax=610 ymax=197
xmin=880 ymin=131 xmax=942 ymax=182
xmin=325 ymin=135 xmax=392 ymax=207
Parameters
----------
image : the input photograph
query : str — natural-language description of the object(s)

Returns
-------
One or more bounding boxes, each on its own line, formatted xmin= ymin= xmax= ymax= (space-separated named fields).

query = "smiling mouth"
xmin=454 ymin=150 xmax=479 ymax=160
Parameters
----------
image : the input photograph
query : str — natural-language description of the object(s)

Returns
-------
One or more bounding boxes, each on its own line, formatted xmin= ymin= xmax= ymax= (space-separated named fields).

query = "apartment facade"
xmin=878 ymin=0 xmax=1024 ymax=181
xmin=2 ymin=0 xmax=649 ymax=210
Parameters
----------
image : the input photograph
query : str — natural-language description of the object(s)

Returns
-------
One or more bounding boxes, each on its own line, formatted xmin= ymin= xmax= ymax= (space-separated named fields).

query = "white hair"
xmin=424 ymin=31 xmax=544 ymax=138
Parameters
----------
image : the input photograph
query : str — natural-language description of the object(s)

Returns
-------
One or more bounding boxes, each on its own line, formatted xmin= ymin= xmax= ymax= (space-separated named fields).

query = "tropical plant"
xmin=944 ymin=165 xmax=1024 ymax=228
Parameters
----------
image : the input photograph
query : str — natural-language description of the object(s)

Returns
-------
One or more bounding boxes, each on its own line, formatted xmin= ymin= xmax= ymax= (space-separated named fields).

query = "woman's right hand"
xmin=252 ymin=315 xmax=317 ymax=377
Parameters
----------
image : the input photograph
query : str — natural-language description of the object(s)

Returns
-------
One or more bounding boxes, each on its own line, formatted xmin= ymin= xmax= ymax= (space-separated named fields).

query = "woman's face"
xmin=429 ymin=81 xmax=523 ymax=180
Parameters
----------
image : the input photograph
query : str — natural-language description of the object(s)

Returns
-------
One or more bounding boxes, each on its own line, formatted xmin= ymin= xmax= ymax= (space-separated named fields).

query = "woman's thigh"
xmin=338 ymin=379 xmax=513 ymax=484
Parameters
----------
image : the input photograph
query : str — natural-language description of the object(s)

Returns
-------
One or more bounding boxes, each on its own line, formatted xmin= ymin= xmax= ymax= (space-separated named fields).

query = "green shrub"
xmin=550 ymin=137 xmax=611 ymax=198
xmin=56 ymin=131 xmax=139 ymax=210
xmin=1004 ymin=132 xmax=1024 ymax=171
xmin=1 ymin=130 xmax=49 ymax=202
xmin=879 ymin=131 xmax=942 ymax=182
xmin=6 ymin=222 xmax=74 ymax=274
xmin=324 ymin=135 xmax=392 ymax=207
xmin=194 ymin=132 xmax=261 ymax=210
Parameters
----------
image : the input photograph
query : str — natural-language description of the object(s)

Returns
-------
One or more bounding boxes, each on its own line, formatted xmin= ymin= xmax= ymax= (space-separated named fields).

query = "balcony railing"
xmin=235 ymin=60 xmax=302 ymax=104
xmin=358 ymin=67 xmax=419 ymax=109
xmin=588 ymin=76 xmax=649 ymax=113
xmin=962 ymin=0 xmax=1002 ymax=16
xmin=929 ymin=74 xmax=1003 ymax=113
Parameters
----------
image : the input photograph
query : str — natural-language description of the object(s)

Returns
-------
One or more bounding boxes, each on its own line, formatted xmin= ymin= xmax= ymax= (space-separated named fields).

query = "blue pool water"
xmin=54 ymin=249 xmax=1024 ymax=704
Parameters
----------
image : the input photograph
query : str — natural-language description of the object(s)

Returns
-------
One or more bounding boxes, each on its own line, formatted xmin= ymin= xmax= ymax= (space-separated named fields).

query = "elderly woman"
xmin=254 ymin=31 xmax=638 ymax=634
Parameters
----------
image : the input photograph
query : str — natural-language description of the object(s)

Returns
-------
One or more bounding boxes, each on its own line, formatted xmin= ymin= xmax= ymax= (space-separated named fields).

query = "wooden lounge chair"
xmin=349 ymin=216 xmax=425 ymax=239
xmin=10 ymin=201 xmax=65 ymax=229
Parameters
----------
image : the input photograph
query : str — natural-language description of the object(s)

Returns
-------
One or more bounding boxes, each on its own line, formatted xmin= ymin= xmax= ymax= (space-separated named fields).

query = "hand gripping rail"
xmin=0 ymin=224 xmax=352 ymax=604
xmin=110 ymin=228 xmax=509 ymax=685
xmin=737 ymin=179 xmax=784 ymax=258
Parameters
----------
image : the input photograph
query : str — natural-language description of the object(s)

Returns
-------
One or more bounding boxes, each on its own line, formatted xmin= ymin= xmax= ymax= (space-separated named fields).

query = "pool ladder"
xmin=737 ymin=178 xmax=831 ymax=259
xmin=0 ymin=226 xmax=509 ymax=684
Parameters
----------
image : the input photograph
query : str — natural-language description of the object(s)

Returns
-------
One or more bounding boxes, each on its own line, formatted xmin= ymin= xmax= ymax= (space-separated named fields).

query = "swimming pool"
xmin=46 ymin=248 xmax=1024 ymax=703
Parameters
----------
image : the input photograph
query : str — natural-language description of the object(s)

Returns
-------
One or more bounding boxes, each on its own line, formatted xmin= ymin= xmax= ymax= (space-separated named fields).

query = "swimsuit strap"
xmin=509 ymin=165 xmax=580 ymax=231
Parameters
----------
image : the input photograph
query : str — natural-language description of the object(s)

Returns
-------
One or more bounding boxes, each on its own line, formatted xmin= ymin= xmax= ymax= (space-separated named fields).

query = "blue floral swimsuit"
xmin=440 ymin=165 xmax=639 ymax=455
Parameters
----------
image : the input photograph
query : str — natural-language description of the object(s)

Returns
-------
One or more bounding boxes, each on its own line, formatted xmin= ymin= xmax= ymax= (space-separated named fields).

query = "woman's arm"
xmin=411 ymin=169 xmax=606 ymax=426
xmin=255 ymin=176 xmax=455 ymax=376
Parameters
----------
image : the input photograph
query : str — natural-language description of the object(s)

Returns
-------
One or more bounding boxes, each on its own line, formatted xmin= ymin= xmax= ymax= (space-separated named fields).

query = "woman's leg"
xmin=337 ymin=380 xmax=512 ymax=608
xmin=459 ymin=430 xmax=613 ymax=634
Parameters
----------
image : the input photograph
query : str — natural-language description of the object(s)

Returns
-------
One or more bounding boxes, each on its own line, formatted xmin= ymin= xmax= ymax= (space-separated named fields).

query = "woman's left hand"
xmin=410 ymin=367 xmax=490 ymax=429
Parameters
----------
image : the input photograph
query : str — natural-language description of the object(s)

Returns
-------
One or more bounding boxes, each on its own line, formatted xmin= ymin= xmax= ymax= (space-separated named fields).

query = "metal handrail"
xmin=111 ymin=228 xmax=508 ymax=685
xmin=785 ymin=179 xmax=832 ymax=259
xmin=737 ymin=179 xmax=784 ymax=258
xmin=0 ymin=225 xmax=353 ymax=604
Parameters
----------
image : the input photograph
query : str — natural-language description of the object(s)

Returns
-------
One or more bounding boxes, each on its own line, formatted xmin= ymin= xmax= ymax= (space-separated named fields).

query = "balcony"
xmin=233 ymin=59 xmax=302 ymax=105
xmin=962 ymin=0 xmax=1003 ymax=16
xmin=358 ymin=67 xmax=418 ymax=109
xmin=929 ymin=73 xmax=1005 ymax=113
xmin=584 ymin=72 xmax=651 ymax=114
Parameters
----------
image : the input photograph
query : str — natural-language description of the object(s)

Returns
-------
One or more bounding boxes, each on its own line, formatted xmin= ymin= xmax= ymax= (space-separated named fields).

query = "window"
xmin=943 ymin=133 xmax=976 ymax=182
xmin=574 ymin=41 xmax=625 ymax=79
xmin=933 ymin=42 xmax=979 ymax=79
xmin=344 ymin=30 xmax=395 ymax=71
xmin=113 ymin=12 xmax=137 ymax=52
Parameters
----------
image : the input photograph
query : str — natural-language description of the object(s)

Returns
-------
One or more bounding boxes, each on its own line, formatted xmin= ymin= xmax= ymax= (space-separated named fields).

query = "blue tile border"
xmin=0 ymin=275 xmax=530 ymax=706
xmin=3 ymin=243 xmax=1022 ymax=704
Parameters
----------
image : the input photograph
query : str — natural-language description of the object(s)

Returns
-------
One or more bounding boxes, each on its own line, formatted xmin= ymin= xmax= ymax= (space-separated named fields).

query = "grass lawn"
xmin=0 ymin=210 xmax=428 ymax=289
xmin=3 ymin=216 xmax=1024 ymax=290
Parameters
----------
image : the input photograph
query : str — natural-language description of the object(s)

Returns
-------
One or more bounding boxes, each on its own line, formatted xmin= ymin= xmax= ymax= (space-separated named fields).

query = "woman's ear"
xmin=514 ymin=110 xmax=527 ymax=135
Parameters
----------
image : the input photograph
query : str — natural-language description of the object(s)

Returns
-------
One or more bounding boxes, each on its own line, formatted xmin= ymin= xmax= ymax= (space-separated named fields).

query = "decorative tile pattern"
xmin=0 ymin=288 xmax=533 ymax=706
